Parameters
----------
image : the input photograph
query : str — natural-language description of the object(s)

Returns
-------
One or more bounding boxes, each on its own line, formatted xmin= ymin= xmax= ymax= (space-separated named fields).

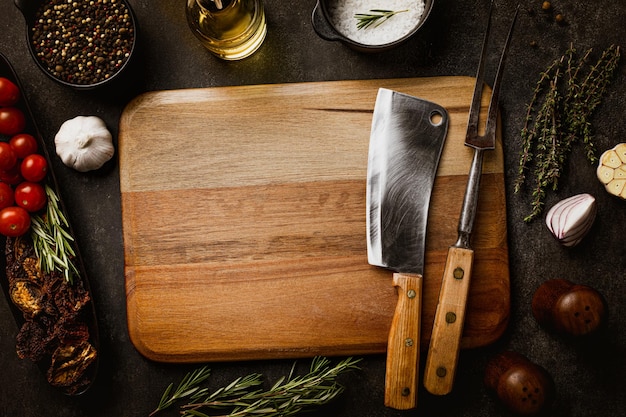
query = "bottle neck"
xmin=196 ymin=0 xmax=233 ymax=13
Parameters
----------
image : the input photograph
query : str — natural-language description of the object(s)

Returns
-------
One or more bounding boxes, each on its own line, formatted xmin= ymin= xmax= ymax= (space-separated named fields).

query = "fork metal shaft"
xmin=454 ymin=148 xmax=484 ymax=249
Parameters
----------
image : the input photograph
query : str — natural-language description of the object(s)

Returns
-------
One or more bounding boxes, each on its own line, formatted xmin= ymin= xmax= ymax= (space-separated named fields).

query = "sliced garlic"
xmin=55 ymin=116 xmax=115 ymax=172
xmin=545 ymin=193 xmax=597 ymax=247
xmin=597 ymin=143 xmax=626 ymax=199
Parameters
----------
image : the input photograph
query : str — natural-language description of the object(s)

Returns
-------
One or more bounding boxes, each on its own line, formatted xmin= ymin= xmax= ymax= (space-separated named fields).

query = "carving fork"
xmin=423 ymin=1 xmax=519 ymax=395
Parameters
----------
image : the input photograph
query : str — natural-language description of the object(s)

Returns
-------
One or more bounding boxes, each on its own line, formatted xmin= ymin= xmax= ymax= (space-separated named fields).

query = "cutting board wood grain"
xmin=119 ymin=77 xmax=509 ymax=363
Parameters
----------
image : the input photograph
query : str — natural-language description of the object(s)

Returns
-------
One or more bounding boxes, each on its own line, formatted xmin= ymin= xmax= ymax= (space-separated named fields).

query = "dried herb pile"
xmin=6 ymin=236 xmax=97 ymax=395
xmin=515 ymin=44 xmax=621 ymax=222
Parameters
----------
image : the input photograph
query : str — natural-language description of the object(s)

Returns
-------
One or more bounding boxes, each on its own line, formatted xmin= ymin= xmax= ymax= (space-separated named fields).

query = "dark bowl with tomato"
xmin=0 ymin=51 xmax=100 ymax=395
xmin=13 ymin=0 xmax=138 ymax=90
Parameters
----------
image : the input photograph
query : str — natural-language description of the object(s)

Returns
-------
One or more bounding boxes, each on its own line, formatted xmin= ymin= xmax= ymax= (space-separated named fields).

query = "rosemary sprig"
xmin=150 ymin=357 xmax=361 ymax=417
xmin=30 ymin=184 xmax=79 ymax=283
xmin=515 ymin=44 xmax=620 ymax=222
xmin=150 ymin=366 xmax=213 ymax=416
xmin=354 ymin=9 xmax=408 ymax=30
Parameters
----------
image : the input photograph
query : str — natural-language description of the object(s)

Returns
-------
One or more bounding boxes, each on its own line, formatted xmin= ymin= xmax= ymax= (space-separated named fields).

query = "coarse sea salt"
xmin=328 ymin=0 xmax=426 ymax=46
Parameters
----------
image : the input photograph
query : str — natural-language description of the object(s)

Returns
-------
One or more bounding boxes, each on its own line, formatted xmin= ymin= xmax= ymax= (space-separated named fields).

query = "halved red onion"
xmin=545 ymin=193 xmax=597 ymax=247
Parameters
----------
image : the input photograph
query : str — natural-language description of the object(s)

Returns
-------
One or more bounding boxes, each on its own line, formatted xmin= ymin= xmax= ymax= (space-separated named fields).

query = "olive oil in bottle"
xmin=186 ymin=0 xmax=266 ymax=60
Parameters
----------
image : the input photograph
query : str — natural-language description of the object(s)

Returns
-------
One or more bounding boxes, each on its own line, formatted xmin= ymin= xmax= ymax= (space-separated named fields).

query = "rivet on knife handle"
xmin=423 ymin=247 xmax=473 ymax=394
xmin=385 ymin=272 xmax=422 ymax=410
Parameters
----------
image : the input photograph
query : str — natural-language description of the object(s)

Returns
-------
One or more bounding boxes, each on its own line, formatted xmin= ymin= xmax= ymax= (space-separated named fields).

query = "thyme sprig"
xmin=150 ymin=357 xmax=361 ymax=417
xmin=30 ymin=184 xmax=79 ymax=284
xmin=515 ymin=44 xmax=620 ymax=222
xmin=354 ymin=9 xmax=408 ymax=30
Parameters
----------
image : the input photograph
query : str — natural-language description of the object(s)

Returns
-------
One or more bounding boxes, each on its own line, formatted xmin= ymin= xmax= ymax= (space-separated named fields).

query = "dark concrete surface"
xmin=1 ymin=0 xmax=625 ymax=416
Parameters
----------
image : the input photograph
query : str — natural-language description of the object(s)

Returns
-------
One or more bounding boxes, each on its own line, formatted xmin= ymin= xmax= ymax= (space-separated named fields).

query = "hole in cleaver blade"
xmin=366 ymin=88 xmax=449 ymax=275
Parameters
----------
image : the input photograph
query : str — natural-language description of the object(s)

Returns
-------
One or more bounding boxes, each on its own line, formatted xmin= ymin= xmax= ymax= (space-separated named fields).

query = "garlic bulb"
xmin=545 ymin=193 xmax=596 ymax=247
xmin=596 ymin=143 xmax=626 ymax=199
xmin=55 ymin=116 xmax=115 ymax=172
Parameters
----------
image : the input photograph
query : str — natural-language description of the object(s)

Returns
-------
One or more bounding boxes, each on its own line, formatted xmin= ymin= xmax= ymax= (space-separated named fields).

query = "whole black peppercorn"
xmin=31 ymin=0 xmax=135 ymax=86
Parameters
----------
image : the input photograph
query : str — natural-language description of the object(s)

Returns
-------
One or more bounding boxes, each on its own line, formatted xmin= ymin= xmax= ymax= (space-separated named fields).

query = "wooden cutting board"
xmin=119 ymin=76 xmax=509 ymax=363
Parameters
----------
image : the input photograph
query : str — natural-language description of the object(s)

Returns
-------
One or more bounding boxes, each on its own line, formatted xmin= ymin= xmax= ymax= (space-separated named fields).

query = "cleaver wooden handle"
xmin=423 ymin=246 xmax=474 ymax=395
xmin=384 ymin=272 xmax=423 ymax=410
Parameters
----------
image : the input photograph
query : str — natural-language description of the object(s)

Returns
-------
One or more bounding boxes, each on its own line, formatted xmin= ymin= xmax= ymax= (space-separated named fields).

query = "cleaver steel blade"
xmin=366 ymin=88 xmax=448 ymax=410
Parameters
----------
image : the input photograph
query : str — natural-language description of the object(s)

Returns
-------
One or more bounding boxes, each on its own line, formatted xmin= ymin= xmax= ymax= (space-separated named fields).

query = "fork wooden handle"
xmin=385 ymin=272 xmax=423 ymax=410
xmin=423 ymin=247 xmax=474 ymax=395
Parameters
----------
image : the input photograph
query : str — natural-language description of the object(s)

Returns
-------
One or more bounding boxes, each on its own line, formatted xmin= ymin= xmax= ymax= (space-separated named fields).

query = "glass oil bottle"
xmin=186 ymin=0 xmax=266 ymax=60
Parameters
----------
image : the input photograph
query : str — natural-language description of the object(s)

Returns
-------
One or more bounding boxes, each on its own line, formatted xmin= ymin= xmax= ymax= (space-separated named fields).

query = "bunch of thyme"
xmin=30 ymin=184 xmax=80 ymax=284
xmin=354 ymin=9 xmax=408 ymax=30
xmin=150 ymin=356 xmax=361 ymax=417
xmin=515 ymin=44 xmax=620 ymax=222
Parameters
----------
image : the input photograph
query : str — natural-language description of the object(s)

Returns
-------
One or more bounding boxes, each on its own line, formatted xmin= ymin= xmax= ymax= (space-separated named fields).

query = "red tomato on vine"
xmin=15 ymin=182 xmax=47 ymax=212
xmin=0 ymin=77 xmax=20 ymax=106
xmin=20 ymin=154 xmax=48 ymax=182
xmin=9 ymin=133 xmax=38 ymax=159
xmin=0 ymin=206 xmax=30 ymax=237
xmin=0 ymin=107 xmax=26 ymax=136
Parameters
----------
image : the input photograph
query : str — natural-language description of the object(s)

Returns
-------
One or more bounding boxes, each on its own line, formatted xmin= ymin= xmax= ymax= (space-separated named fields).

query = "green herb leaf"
xmin=152 ymin=357 xmax=361 ymax=417
xmin=354 ymin=9 xmax=408 ymax=30
xmin=516 ymin=44 xmax=620 ymax=222
xmin=30 ymin=185 xmax=79 ymax=284
xmin=150 ymin=366 xmax=212 ymax=416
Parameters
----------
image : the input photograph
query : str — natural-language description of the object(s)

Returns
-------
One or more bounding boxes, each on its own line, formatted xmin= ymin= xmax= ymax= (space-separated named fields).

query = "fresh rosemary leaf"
xmin=354 ymin=9 xmax=408 ymax=30
xmin=218 ymin=374 xmax=263 ymax=398
xmin=151 ymin=366 xmax=212 ymax=416
xmin=154 ymin=357 xmax=361 ymax=417
xmin=183 ymin=411 xmax=210 ymax=417
xmin=30 ymin=185 xmax=80 ymax=284
xmin=270 ymin=375 xmax=286 ymax=391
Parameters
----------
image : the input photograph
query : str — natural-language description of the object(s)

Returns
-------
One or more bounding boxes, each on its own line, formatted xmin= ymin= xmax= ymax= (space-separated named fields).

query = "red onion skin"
xmin=545 ymin=194 xmax=596 ymax=247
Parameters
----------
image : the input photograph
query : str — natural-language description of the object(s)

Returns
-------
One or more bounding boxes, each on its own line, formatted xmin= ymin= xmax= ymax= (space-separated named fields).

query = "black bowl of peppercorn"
xmin=14 ymin=0 xmax=138 ymax=90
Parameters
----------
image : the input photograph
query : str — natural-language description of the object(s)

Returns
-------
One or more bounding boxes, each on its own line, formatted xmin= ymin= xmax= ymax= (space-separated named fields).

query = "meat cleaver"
xmin=366 ymin=88 xmax=448 ymax=410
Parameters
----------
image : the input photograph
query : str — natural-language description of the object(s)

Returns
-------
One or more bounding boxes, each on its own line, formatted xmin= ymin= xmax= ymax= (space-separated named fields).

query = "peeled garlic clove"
xmin=545 ymin=193 xmax=596 ymax=247
xmin=597 ymin=143 xmax=626 ymax=199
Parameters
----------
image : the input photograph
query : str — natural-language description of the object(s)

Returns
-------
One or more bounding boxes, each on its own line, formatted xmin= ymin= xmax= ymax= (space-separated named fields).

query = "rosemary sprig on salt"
xmin=354 ymin=9 xmax=408 ymax=30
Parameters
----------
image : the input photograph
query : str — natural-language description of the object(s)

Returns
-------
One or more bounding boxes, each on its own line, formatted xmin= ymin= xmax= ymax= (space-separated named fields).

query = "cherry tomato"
xmin=0 ymin=142 xmax=17 ymax=171
xmin=9 ymin=133 xmax=38 ymax=158
xmin=20 ymin=154 xmax=48 ymax=182
xmin=0 ymin=165 xmax=23 ymax=185
xmin=15 ymin=182 xmax=47 ymax=212
xmin=0 ymin=107 xmax=26 ymax=136
xmin=0 ymin=182 xmax=14 ymax=210
xmin=0 ymin=206 xmax=31 ymax=237
xmin=0 ymin=77 xmax=20 ymax=107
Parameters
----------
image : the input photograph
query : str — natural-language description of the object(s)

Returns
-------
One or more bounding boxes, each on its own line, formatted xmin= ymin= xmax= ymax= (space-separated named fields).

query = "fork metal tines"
xmin=466 ymin=1 xmax=520 ymax=150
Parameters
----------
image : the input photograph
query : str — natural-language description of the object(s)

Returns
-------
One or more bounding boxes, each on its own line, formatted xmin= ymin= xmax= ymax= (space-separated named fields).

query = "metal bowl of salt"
xmin=312 ymin=0 xmax=434 ymax=52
